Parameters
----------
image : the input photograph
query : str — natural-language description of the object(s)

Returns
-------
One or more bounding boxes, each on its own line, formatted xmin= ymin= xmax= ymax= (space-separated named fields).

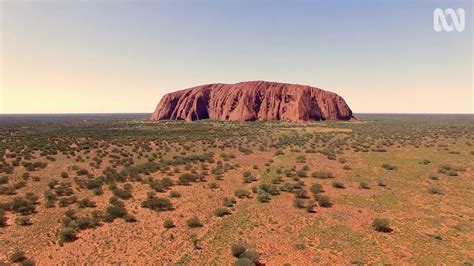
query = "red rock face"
xmin=150 ymin=81 xmax=354 ymax=122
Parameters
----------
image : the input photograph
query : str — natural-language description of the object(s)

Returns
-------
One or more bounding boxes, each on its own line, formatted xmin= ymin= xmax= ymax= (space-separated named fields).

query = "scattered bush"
xmin=332 ymin=181 xmax=345 ymax=189
xmin=11 ymin=197 xmax=35 ymax=215
xmin=306 ymin=200 xmax=316 ymax=213
xmin=208 ymin=182 xmax=219 ymax=189
xmin=235 ymin=258 xmax=254 ymax=266
xmin=0 ymin=175 xmax=9 ymax=184
xmin=372 ymin=218 xmax=392 ymax=232
xmin=315 ymin=194 xmax=332 ymax=208
xmin=59 ymin=227 xmax=77 ymax=243
xmin=112 ymin=186 xmax=133 ymax=200
xmin=187 ymin=216 xmax=203 ymax=228
xmin=294 ymin=198 xmax=305 ymax=209
xmin=169 ymin=191 xmax=181 ymax=198
xmin=257 ymin=192 xmax=271 ymax=203
xmin=215 ymin=207 xmax=231 ymax=217
xmin=141 ymin=196 xmax=173 ymax=212
xmin=178 ymin=173 xmax=199 ymax=185
xmin=105 ymin=204 xmax=128 ymax=220
xmin=163 ymin=218 xmax=174 ymax=228
xmin=381 ymin=164 xmax=397 ymax=170
xmin=428 ymin=187 xmax=443 ymax=195
xmin=311 ymin=171 xmax=334 ymax=179
xmin=239 ymin=251 xmax=260 ymax=264
xmin=359 ymin=181 xmax=370 ymax=189
xmin=78 ymin=198 xmax=96 ymax=208
xmin=0 ymin=209 xmax=7 ymax=226
xmin=224 ymin=197 xmax=237 ymax=207
xmin=310 ymin=183 xmax=323 ymax=195
xmin=124 ymin=214 xmax=137 ymax=223
xmin=235 ymin=189 xmax=251 ymax=198
xmin=231 ymin=243 xmax=246 ymax=257
xmin=377 ymin=179 xmax=387 ymax=187
xmin=294 ymin=189 xmax=308 ymax=199
xmin=446 ymin=170 xmax=458 ymax=176
xmin=15 ymin=216 xmax=31 ymax=226
xmin=10 ymin=250 xmax=27 ymax=263
xmin=259 ymin=183 xmax=280 ymax=195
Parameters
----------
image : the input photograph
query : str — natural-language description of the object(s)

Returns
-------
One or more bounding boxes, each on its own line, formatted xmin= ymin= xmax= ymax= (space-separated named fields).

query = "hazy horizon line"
xmin=0 ymin=112 xmax=473 ymax=115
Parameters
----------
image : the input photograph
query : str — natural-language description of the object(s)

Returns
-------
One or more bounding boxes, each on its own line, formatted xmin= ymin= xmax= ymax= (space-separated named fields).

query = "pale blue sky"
xmin=1 ymin=0 xmax=472 ymax=113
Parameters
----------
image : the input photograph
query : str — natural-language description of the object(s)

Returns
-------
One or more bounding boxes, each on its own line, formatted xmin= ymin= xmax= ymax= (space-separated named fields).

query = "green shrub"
xmin=372 ymin=218 xmax=391 ymax=232
xmin=294 ymin=198 xmax=305 ymax=209
xmin=76 ymin=169 xmax=89 ymax=176
xmin=25 ymin=192 xmax=38 ymax=204
xmin=11 ymin=197 xmax=35 ymax=215
xmin=190 ymin=234 xmax=201 ymax=249
xmin=124 ymin=214 xmax=137 ymax=223
xmin=446 ymin=170 xmax=458 ymax=176
xmin=0 ymin=175 xmax=9 ymax=184
xmin=105 ymin=204 xmax=128 ymax=220
xmin=112 ymin=187 xmax=133 ymax=200
xmin=296 ymin=170 xmax=308 ymax=178
xmin=257 ymin=192 xmax=271 ymax=203
xmin=377 ymin=179 xmax=387 ymax=187
xmin=306 ymin=200 xmax=316 ymax=213
xmin=169 ymin=191 xmax=181 ymax=198
xmin=141 ymin=196 xmax=173 ymax=212
xmin=187 ymin=216 xmax=203 ymax=228
xmin=178 ymin=173 xmax=198 ymax=185
xmin=15 ymin=216 xmax=31 ymax=226
xmin=0 ymin=209 xmax=7 ymax=226
xmin=419 ymin=159 xmax=431 ymax=165
xmin=215 ymin=207 xmax=231 ymax=217
xmin=294 ymin=242 xmax=306 ymax=250
xmin=310 ymin=183 xmax=323 ymax=195
xmin=224 ymin=197 xmax=237 ymax=207
xmin=311 ymin=171 xmax=334 ymax=179
xmin=315 ymin=194 xmax=332 ymax=208
xmin=209 ymin=182 xmax=219 ymax=189
xmin=259 ymin=183 xmax=280 ymax=195
xmin=78 ymin=198 xmax=96 ymax=208
xmin=294 ymin=189 xmax=308 ymax=199
xmin=86 ymin=179 xmax=102 ymax=190
xmin=21 ymin=259 xmax=36 ymax=266
xmin=235 ymin=189 xmax=251 ymax=198
xmin=232 ymin=243 xmax=247 ymax=257
xmin=10 ymin=250 xmax=26 ymax=263
xmin=381 ymin=164 xmax=397 ymax=170
xmin=343 ymin=165 xmax=352 ymax=170
xmin=59 ymin=227 xmax=77 ymax=242
xmin=359 ymin=181 xmax=370 ymax=189
xmin=235 ymin=258 xmax=254 ymax=266
xmin=332 ymin=181 xmax=345 ymax=189
xmin=428 ymin=187 xmax=443 ymax=195
xmin=0 ymin=185 xmax=15 ymax=195
xmin=163 ymin=218 xmax=174 ymax=228
xmin=150 ymin=180 xmax=165 ymax=192
xmin=239 ymin=250 xmax=260 ymax=264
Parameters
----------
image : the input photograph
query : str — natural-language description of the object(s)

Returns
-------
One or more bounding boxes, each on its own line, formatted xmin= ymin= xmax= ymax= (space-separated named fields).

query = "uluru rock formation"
xmin=150 ymin=81 xmax=354 ymax=122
